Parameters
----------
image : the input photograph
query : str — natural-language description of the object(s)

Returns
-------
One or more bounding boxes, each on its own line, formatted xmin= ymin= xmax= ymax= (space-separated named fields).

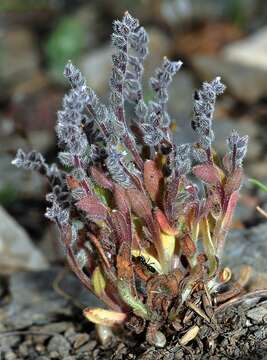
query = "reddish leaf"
xmin=193 ymin=164 xmax=221 ymax=185
xmin=126 ymin=188 xmax=158 ymax=243
xmin=224 ymin=167 xmax=244 ymax=195
xmin=117 ymin=242 xmax=132 ymax=280
xmin=76 ymin=195 xmax=107 ymax=221
xmin=113 ymin=184 xmax=131 ymax=224
xmin=180 ymin=234 xmax=196 ymax=257
xmin=144 ymin=160 xmax=163 ymax=202
xmin=126 ymin=188 xmax=152 ymax=220
xmin=154 ymin=208 xmax=178 ymax=235
xmin=222 ymin=190 xmax=239 ymax=231
xmin=163 ymin=175 xmax=180 ymax=224
xmin=90 ymin=166 xmax=113 ymax=190
xmin=109 ymin=210 xmax=132 ymax=245
xmin=66 ymin=175 xmax=80 ymax=190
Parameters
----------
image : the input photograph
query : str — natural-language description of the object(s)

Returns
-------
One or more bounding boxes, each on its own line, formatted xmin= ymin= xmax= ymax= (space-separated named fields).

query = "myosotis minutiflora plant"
xmin=13 ymin=12 xmax=248 ymax=347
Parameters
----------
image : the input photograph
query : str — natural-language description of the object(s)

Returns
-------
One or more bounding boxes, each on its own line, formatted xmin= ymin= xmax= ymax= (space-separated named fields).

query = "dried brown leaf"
xmin=180 ymin=234 xmax=196 ymax=257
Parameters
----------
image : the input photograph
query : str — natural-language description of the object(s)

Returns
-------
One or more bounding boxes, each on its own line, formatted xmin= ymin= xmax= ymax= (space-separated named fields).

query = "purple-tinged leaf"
xmin=90 ymin=166 xmax=113 ymax=190
xmin=109 ymin=210 xmax=132 ymax=245
xmin=144 ymin=160 xmax=163 ymax=202
xmin=113 ymin=184 xmax=131 ymax=224
xmin=222 ymin=190 xmax=239 ymax=231
xmin=126 ymin=188 xmax=152 ymax=220
xmin=193 ymin=164 xmax=221 ymax=185
xmin=127 ymin=188 xmax=160 ymax=245
xmin=163 ymin=175 xmax=180 ymax=224
xmin=76 ymin=195 xmax=107 ymax=221
xmin=224 ymin=167 xmax=244 ymax=195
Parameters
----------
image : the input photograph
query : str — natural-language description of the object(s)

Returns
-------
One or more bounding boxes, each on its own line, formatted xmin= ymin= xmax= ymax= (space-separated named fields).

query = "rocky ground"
xmin=1 ymin=1 xmax=267 ymax=358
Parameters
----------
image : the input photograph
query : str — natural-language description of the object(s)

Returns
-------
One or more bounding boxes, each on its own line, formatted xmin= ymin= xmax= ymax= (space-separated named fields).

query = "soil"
xmin=0 ymin=268 xmax=266 ymax=359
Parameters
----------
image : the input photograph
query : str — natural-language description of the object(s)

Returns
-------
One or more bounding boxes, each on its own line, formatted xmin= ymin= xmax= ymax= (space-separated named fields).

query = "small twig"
xmin=186 ymin=301 xmax=210 ymax=323
xmin=256 ymin=206 xmax=267 ymax=219
xmin=0 ymin=331 xmax=57 ymax=338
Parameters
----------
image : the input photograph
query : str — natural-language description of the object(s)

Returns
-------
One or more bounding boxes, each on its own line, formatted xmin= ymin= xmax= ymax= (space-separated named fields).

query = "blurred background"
xmin=1 ymin=0 xmax=267 ymax=275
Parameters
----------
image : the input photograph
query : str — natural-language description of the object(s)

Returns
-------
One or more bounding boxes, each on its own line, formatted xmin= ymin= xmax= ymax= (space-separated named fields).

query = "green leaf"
xmin=249 ymin=178 xmax=267 ymax=193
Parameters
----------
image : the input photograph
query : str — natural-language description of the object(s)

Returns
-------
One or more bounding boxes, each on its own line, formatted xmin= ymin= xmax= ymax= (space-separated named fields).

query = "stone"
xmin=3 ymin=269 xmax=71 ymax=329
xmin=73 ymin=333 xmax=90 ymax=349
xmin=249 ymin=272 xmax=267 ymax=292
xmin=223 ymin=223 xmax=267 ymax=274
xmin=168 ymin=70 xmax=195 ymax=123
xmin=161 ymin=0 xmax=256 ymax=26
xmin=79 ymin=27 xmax=171 ymax=99
xmin=79 ymin=45 xmax=113 ymax=96
xmin=143 ymin=28 xmax=171 ymax=81
xmin=213 ymin=118 xmax=262 ymax=162
xmin=0 ymin=335 xmax=20 ymax=351
xmin=3 ymin=267 xmax=104 ymax=330
xmin=0 ymin=28 xmax=39 ymax=92
xmin=247 ymin=305 xmax=267 ymax=322
xmin=4 ymin=352 xmax=17 ymax=360
xmin=0 ymin=153 xmax=44 ymax=204
xmin=31 ymin=322 xmax=71 ymax=335
xmin=39 ymin=224 xmax=65 ymax=262
xmin=78 ymin=340 xmax=97 ymax=353
xmin=47 ymin=335 xmax=71 ymax=357
xmin=192 ymin=25 xmax=267 ymax=103
xmin=223 ymin=25 xmax=267 ymax=69
xmin=247 ymin=158 xmax=267 ymax=182
xmin=0 ymin=206 xmax=48 ymax=273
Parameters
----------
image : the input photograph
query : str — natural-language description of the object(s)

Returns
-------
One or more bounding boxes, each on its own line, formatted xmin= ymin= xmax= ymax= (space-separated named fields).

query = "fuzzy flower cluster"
xmin=13 ymin=12 xmax=248 ymax=348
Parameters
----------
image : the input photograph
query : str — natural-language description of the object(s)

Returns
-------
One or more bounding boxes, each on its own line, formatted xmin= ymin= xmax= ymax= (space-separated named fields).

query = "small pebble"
xmin=49 ymin=351 xmax=59 ymax=359
xmin=36 ymin=343 xmax=45 ymax=353
xmin=0 ymin=335 xmax=20 ymax=350
xmin=4 ymin=352 xmax=17 ymax=360
xmin=47 ymin=335 xmax=71 ymax=356
xmin=73 ymin=333 xmax=90 ymax=349
xmin=18 ymin=343 xmax=28 ymax=357
xmin=78 ymin=340 xmax=97 ymax=353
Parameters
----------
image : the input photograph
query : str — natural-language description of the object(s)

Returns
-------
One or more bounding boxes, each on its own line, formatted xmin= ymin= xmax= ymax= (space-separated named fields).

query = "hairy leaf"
xmin=144 ymin=160 xmax=163 ymax=202
xmin=117 ymin=279 xmax=151 ymax=320
xmin=110 ymin=210 xmax=132 ymax=245
xmin=76 ymin=195 xmax=107 ymax=221
xmin=193 ymin=164 xmax=221 ymax=185
xmin=90 ymin=166 xmax=113 ymax=190
xmin=113 ymin=184 xmax=131 ymax=224
xmin=222 ymin=190 xmax=239 ymax=231
xmin=224 ymin=167 xmax=244 ymax=195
